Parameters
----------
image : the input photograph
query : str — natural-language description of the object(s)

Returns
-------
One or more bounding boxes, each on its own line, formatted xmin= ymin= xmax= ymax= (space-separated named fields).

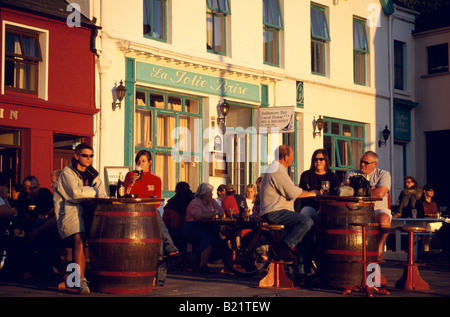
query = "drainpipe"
xmin=388 ymin=12 xmax=395 ymax=204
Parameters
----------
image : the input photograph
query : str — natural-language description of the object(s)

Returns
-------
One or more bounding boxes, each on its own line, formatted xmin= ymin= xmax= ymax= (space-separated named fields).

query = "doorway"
xmin=0 ymin=128 xmax=22 ymax=194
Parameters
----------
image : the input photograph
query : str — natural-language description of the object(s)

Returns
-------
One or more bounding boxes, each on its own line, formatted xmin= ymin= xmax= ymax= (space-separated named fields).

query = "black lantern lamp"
xmin=112 ymin=80 xmax=127 ymax=111
xmin=313 ymin=115 xmax=324 ymax=138
xmin=218 ymin=99 xmax=230 ymax=124
xmin=378 ymin=125 xmax=391 ymax=147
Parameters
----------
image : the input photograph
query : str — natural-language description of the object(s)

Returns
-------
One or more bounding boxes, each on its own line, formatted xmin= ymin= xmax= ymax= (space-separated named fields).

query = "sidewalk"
xmin=1 ymin=255 xmax=449 ymax=298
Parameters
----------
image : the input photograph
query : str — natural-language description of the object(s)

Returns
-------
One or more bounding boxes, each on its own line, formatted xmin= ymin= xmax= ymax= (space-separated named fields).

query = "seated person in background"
xmin=183 ymin=183 xmax=224 ymax=273
xmin=416 ymin=184 xmax=439 ymax=218
xmin=298 ymin=149 xmax=340 ymax=224
xmin=0 ymin=174 xmax=14 ymax=220
xmin=221 ymin=183 xmax=247 ymax=218
xmin=18 ymin=175 xmax=61 ymax=280
xmin=18 ymin=176 xmax=54 ymax=223
xmin=10 ymin=183 xmax=23 ymax=214
xmin=251 ymin=177 xmax=262 ymax=220
xmin=396 ymin=176 xmax=423 ymax=218
xmin=214 ymin=184 xmax=226 ymax=206
xmin=244 ymin=184 xmax=256 ymax=218
xmin=163 ymin=181 xmax=194 ymax=263
xmin=416 ymin=184 xmax=440 ymax=253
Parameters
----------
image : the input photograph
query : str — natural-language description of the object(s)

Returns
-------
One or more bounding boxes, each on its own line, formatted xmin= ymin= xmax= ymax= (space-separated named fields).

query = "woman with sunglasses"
xmin=296 ymin=149 xmax=340 ymax=281
xmin=298 ymin=149 xmax=340 ymax=222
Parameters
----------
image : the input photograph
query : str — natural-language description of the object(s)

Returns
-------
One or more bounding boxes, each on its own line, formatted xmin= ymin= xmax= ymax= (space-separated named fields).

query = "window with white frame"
xmin=206 ymin=0 xmax=230 ymax=55
xmin=4 ymin=25 xmax=42 ymax=94
xmin=263 ymin=0 xmax=283 ymax=66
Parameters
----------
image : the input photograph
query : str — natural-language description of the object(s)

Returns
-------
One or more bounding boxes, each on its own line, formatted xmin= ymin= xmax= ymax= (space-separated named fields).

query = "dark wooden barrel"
xmin=88 ymin=198 xmax=162 ymax=294
xmin=315 ymin=198 xmax=379 ymax=289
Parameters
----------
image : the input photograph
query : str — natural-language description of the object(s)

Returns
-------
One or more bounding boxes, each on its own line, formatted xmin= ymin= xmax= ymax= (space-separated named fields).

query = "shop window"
xmin=206 ymin=0 xmax=230 ymax=55
xmin=143 ymin=0 xmax=167 ymax=41
xmin=323 ymin=118 xmax=365 ymax=181
xmin=311 ymin=5 xmax=330 ymax=76
xmin=263 ymin=0 xmax=283 ymax=66
xmin=135 ymin=89 xmax=202 ymax=197
xmin=4 ymin=26 xmax=42 ymax=94
xmin=353 ymin=18 xmax=369 ymax=85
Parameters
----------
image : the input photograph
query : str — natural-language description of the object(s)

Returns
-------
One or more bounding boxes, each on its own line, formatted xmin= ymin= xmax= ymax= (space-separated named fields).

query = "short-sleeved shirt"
xmin=345 ymin=168 xmax=391 ymax=210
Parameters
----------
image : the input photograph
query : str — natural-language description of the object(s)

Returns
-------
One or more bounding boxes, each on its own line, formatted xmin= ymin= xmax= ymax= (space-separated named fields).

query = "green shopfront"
xmin=123 ymin=58 xmax=271 ymax=198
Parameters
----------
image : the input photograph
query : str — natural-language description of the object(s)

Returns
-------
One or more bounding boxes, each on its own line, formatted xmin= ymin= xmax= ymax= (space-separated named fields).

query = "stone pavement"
xmin=1 ymin=256 xmax=449 ymax=298
xmin=1 ymin=256 xmax=449 ymax=315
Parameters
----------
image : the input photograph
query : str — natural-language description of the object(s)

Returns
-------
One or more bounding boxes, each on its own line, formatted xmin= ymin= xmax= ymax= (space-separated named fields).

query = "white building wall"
xmin=89 ymin=0 xmax=415 ymax=200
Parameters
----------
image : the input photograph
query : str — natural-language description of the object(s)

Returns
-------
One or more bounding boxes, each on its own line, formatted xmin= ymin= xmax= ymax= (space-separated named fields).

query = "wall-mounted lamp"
xmin=378 ymin=125 xmax=391 ymax=147
xmin=217 ymin=99 xmax=230 ymax=125
xmin=112 ymin=80 xmax=127 ymax=111
xmin=313 ymin=115 xmax=324 ymax=138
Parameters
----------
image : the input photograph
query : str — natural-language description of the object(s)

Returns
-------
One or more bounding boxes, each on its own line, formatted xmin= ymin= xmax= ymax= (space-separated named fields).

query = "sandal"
xmin=168 ymin=251 xmax=181 ymax=257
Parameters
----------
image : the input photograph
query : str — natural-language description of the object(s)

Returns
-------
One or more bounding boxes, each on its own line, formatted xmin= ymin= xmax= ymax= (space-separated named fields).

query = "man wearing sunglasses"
xmin=53 ymin=142 xmax=107 ymax=294
xmin=345 ymin=150 xmax=391 ymax=261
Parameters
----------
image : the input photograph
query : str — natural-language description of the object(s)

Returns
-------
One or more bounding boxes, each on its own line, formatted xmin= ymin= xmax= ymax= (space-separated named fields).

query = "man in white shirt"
xmin=345 ymin=151 xmax=392 ymax=260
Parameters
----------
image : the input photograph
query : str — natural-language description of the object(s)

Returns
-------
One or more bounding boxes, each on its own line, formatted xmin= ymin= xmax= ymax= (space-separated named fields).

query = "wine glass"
xmin=321 ymin=181 xmax=330 ymax=196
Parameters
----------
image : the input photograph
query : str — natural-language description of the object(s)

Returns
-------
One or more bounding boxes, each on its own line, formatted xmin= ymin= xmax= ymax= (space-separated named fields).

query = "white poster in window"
xmin=259 ymin=106 xmax=295 ymax=133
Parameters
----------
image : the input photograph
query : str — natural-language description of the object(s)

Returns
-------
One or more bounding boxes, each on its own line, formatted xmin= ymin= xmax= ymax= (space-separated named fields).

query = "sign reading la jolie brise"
xmin=136 ymin=62 xmax=261 ymax=103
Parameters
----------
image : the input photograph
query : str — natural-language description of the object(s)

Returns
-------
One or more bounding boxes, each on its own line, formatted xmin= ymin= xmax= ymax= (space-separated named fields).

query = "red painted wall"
xmin=0 ymin=8 xmax=97 ymax=186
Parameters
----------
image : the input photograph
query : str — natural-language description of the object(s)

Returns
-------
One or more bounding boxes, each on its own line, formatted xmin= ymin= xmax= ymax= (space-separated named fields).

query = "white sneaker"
xmin=78 ymin=277 xmax=90 ymax=294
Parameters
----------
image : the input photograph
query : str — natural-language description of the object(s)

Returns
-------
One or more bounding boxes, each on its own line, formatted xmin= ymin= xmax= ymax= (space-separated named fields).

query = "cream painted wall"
xmin=89 ymin=0 xmax=416 ymax=195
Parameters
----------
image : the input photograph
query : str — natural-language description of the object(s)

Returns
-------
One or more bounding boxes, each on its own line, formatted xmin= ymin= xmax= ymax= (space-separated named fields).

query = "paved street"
xmin=1 ymin=255 xmax=449 ymax=314
xmin=1 ymin=256 xmax=449 ymax=298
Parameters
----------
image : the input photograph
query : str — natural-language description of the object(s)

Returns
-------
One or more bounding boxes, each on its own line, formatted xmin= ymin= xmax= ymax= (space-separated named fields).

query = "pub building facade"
xmin=0 ymin=0 xmax=98 ymax=192
xmin=88 ymin=0 xmax=416 ymax=204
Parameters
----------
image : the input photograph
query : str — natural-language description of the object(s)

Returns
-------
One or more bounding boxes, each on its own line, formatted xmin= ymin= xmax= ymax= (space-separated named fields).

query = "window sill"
xmin=420 ymin=71 xmax=450 ymax=79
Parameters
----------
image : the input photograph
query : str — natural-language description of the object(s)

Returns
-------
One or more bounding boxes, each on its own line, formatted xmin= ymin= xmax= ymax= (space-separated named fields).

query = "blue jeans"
xmin=262 ymin=209 xmax=314 ymax=249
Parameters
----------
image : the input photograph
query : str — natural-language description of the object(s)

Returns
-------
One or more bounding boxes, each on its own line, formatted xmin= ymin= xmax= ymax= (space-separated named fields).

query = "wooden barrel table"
xmin=314 ymin=196 xmax=380 ymax=289
xmin=88 ymin=198 xmax=162 ymax=294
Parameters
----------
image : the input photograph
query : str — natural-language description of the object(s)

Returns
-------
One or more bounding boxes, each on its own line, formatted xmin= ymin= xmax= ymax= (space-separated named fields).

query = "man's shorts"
xmin=57 ymin=206 xmax=84 ymax=239
xmin=375 ymin=208 xmax=392 ymax=221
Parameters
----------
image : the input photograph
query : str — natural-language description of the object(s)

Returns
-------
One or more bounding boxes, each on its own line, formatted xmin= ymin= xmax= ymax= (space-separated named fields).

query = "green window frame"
xmin=323 ymin=118 xmax=365 ymax=182
xmin=311 ymin=5 xmax=330 ymax=76
xmin=206 ymin=0 xmax=230 ymax=55
xmin=143 ymin=0 xmax=167 ymax=42
xmin=134 ymin=88 xmax=203 ymax=198
xmin=263 ymin=0 xmax=283 ymax=67
xmin=353 ymin=18 xmax=369 ymax=85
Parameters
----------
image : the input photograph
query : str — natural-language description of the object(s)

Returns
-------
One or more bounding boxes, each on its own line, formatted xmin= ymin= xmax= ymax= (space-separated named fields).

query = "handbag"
xmin=349 ymin=175 xmax=372 ymax=197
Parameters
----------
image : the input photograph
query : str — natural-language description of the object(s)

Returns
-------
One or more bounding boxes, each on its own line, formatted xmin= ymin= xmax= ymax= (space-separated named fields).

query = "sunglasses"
xmin=79 ymin=154 xmax=94 ymax=158
xmin=314 ymin=157 xmax=326 ymax=161
xmin=360 ymin=160 xmax=375 ymax=165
